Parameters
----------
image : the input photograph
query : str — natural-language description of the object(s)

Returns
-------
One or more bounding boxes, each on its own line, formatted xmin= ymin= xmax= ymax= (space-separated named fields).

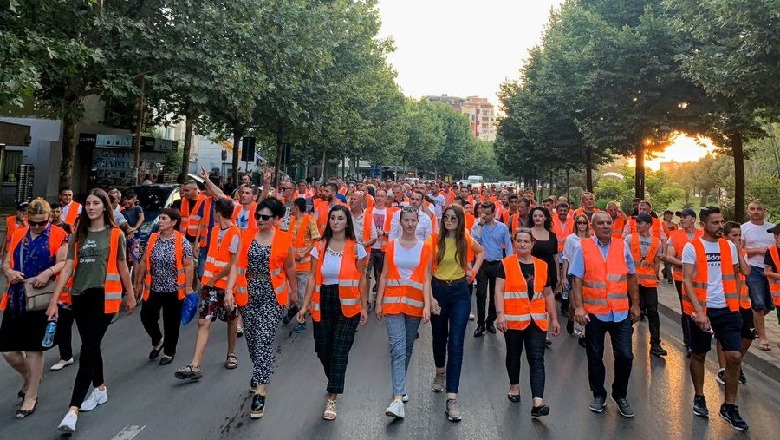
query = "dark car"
xmin=124 ymin=184 xmax=181 ymax=247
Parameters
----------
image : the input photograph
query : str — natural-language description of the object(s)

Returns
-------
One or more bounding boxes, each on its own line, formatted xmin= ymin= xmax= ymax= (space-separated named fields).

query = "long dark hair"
xmin=527 ymin=206 xmax=552 ymax=231
xmin=75 ymin=188 xmax=117 ymax=245
xmin=437 ymin=205 xmax=468 ymax=270
xmin=322 ymin=205 xmax=356 ymax=245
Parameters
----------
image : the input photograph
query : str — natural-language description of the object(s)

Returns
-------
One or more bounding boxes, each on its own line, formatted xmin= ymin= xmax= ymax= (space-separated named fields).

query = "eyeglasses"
xmin=443 ymin=215 xmax=458 ymax=221
xmin=29 ymin=220 xmax=48 ymax=227
xmin=255 ymin=213 xmax=273 ymax=221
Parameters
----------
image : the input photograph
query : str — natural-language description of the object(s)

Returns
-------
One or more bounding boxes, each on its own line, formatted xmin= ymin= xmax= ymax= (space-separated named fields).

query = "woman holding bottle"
xmin=560 ymin=213 xmax=591 ymax=338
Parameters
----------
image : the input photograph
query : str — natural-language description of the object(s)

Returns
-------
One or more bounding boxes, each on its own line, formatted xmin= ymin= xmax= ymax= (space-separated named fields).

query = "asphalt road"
xmin=1 ymin=296 xmax=779 ymax=440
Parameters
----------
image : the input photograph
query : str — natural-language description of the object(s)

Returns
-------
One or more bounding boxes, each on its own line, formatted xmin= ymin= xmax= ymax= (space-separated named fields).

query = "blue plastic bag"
xmin=181 ymin=292 xmax=199 ymax=325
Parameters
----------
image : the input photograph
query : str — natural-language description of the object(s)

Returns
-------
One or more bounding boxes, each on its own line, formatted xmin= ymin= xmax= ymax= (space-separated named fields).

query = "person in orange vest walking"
xmin=284 ymin=197 xmax=321 ymax=333
xmin=369 ymin=189 xmax=395 ymax=307
xmin=3 ymin=201 xmax=29 ymax=258
xmin=622 ymin=200 xmax=666 ymax=243
xmin=175 ymin=198 xmax=241 ymax=381
xmin=296 ymin=205 xmax=368 ymax=420
xmin=375 ymin=207 xmax=433 ymax=419
xmin=496 ymin=228 xmax=560 ymax=417
xmin=682 ymin=207 xmax=748 ymax=431
xmin=47 ymin=189 xmax=135 ymax=435
xmin=1 ymin=199 xmax=68 ymax=419
xmin=573 ymin=192 xmax=600 ymax=222
xmin=763 ymin=224 xmax=780 ymax=310
xmin=59 ymin=187 xmax=82 ymax=231
xmin=606 ymin=201 xmax=628 ymax=239
xmin=571 ymin=212 xmax=639 ymax=418
xmin=134 ymin=208 xmax=194 ymax=366
xmin=626 ymin=213 xmax=667 ymax=357
xmin=661 ymin=210 xmax=678 ymax=284
xmin=663 ymin=208 xmax=702 ymax=356
xmin=349 ymin=191 xmax=377 ymax=252
xmin=227 ymin=197 xmax=298 ymax=419
xmin=314 ymin=183 xmax=342 ymax=234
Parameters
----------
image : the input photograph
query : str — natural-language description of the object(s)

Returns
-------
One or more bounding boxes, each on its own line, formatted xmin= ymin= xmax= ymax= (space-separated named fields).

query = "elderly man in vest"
xmin=682 ymin=207 xmax=748 ymax=431
xmin=571 ymin=211 xmax=639 ymax=418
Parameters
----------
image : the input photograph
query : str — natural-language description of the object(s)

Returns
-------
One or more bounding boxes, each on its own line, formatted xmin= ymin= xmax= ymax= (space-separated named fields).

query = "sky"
xmin=376 ymin=0 xmax=564 ymax=106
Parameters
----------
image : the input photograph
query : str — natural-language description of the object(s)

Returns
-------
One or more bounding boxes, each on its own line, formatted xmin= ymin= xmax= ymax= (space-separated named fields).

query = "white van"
xmin=467 ymin=175 xmax=484 ymax=187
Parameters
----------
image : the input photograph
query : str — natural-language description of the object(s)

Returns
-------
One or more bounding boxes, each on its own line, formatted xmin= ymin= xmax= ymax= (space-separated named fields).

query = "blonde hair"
xmin=28 ymin=198 xmax=51 ymax=216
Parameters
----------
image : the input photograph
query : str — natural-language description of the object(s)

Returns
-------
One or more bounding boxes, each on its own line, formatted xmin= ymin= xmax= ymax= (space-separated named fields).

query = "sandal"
xmin=174 ymin=364 xmax=203 ymax=380
xmin=758 ymin=339 xmax=772 ymax=351
xmin=224 ymin=353 xmax=238 ymax=370
xmin=323 ymin=399 xmax=337 ymax=420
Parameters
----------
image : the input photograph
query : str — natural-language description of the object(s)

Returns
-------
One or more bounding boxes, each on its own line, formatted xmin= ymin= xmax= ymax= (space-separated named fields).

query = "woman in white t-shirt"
xmin=375 ymin=207 xmax=432 ymax=419
xmin=297 ymin=205 xmax=368 ymax=421
xmin=561 ymin=214 xmax=590 ymax=336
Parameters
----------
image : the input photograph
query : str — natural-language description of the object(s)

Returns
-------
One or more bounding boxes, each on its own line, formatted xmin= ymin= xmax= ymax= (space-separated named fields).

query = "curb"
xmin=657 ymin=302 xmax=780 ymax=384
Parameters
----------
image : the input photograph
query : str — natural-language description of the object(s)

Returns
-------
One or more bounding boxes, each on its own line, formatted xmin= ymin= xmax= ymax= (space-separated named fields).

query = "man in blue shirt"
xmin=471 ymin=201 xmax=514 ymax=336
xmin=570 ymin=211 xmax=639 ymax=418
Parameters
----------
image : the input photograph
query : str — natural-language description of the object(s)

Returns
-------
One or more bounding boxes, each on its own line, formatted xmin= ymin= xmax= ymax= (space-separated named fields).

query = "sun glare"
xmin=627 ymin=134 xmax=716 ymax=171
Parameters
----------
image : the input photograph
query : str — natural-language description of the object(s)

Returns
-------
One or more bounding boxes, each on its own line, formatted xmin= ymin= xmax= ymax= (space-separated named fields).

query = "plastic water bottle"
xmin=42 ymin=320 xmax=57 ymax=348
xmin=573 ymin=322 xmax=585 ymax=338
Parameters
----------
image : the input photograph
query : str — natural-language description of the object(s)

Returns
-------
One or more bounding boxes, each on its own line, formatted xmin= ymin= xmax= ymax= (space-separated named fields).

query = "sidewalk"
xmin=657 ymin=281 xmax=780 ymax=383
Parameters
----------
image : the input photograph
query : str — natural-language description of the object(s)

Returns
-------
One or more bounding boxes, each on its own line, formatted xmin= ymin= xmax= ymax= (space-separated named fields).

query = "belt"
xmin=432 ymin=276 xmax=466 ymax=286
xmin=484 ymin=260 xmax=501 ymax=265
xmin=246 ymin=272 xmax=270 ymax=280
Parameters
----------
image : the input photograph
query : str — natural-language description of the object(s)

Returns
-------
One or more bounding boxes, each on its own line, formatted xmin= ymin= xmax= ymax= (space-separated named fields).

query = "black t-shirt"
xmin=496 ymin=260 xmax=552 ymax=289
xmin=765 ymin=247 xmax=780 ymax=272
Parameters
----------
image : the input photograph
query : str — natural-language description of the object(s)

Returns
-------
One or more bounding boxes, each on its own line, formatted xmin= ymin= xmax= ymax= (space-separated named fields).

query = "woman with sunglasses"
xmin=134 ymin=208 xmax=194 ymax=366
xmin=297 ymin=205 xmax=368 ymax=420
xmin=495 ymin=228 xmax=560 ymax=416
xmin=227 ymin=197 xmax=297 ymax=419
xmin=0 ymin=199 xmax=68 ymax=418
xmin=429 ymin=204 xmax=484 ymax=422
xmin=561 ymin=214 xmax=591 ymax=340
xmin=528 ymin=207 xmax=558 ymax=345
xmin=375 ymin=207 xmax=433 ymax=419
xmin=49 ymin=189 xmax=135 ymax=434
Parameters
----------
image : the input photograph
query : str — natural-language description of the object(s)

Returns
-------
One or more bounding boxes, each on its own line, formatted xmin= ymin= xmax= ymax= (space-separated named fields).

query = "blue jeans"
xmin=585 ymin=316 xmax=634 ymax=399
xmin=747 ymin=265 xmax=775 ymax=312
xmin=385 ymin=313 xmax=422 ymax=397
xmin=431 ymin=279 xmax=471 ymax=393
xmin=197 ymin=247 xmax=208 ymax=281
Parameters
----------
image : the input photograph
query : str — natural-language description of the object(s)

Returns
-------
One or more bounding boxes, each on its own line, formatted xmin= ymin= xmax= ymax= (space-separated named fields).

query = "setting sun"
xmin=628 ymin=133 xmax=716 ymax=171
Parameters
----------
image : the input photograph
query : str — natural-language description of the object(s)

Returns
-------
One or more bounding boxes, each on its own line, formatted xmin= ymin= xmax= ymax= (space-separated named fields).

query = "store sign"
xmin=96 ymin=134 xmax=133 ymax=149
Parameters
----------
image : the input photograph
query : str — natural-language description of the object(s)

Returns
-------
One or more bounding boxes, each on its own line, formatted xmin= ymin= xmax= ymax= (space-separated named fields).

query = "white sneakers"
xmin=57 ymin=410 xmax=78 ymax=433
xmin=80 ymin=387 xmax=108 ymax=411
xmin=385 ymin=398 xmax=405 ymax=419
xmin=50 ymin=358 xmax=75 ymax=371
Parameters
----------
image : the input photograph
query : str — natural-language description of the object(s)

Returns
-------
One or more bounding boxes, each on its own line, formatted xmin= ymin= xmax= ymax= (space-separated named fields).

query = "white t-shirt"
xmin=741 ymin=221 xmax=776 ymax=267
xmin=372 ymin=208 xmax=387 ymax=250
xmin=311 ymin=243 xmax=368 ymax=285
xmin=681 ymin=239 xmax=738 ymax=309
xmin=235 ymin=207 xmax=250 ymax=231
xmin=561 ymin=233 xmax=582 ymax=264
xmin=352 ymin=212 xmax=377 ymax=247
xmin=392 ymin=239 xmax=423 ymax=279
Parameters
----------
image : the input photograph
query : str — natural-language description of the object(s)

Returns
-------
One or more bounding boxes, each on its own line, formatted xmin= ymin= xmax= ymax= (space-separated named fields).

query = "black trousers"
xmin=585 ymin=316 xmax=634 ymax=400
xmin=70 ymin=288 xmax=114 ymax=408
xmin=56 ymin=305 xmax=75 ymax=361
xmin=475 ymin=261 xmax=500 ymax=326
xmin=639 ymin=285 xmax=661 ymax=345
xmin=674 ymin=281 xmax=692 ymax=348
xmin=141 ymin=291 xmax=183 ymax=357
xmin=370 ymin=249 xmax=385 ymax=293
xmin=504 ymin=323 xmax=547 ymax=398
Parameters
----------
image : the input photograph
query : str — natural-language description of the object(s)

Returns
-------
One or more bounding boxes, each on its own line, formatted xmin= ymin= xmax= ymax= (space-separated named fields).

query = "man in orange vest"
xmin=507 ymin=198 xmax=530 ymax=235
xmin=764 ymin=225 xmax=780 ymax=309
xmin=314 ymin=182 xmax=342 ymax=234
xmin=3 ymin=200 xmax=28 ymax=258
xmin=175 ymin=198 xmax=241 ymax=380
xmin=606 ymin=201 xmax=628 ymax=239
xmin=573 ymin=192 xmax=600 ymax=222
xmin=349 ymin=191 xmax=377 ymax=252
xmin=59 ymin=187 xmax=82 ymax=230
xmin=681 ymin=207 xmax=747 ymax=431
xmin=663 ymin=208 xmax=702 ymax=356
xmin=627 ymin=213 xmax=667 ymax=357
xmin=571 ymin=212 xmax=639 ymax=418
xmin=623 ymin=200 xmax=666 ymax=244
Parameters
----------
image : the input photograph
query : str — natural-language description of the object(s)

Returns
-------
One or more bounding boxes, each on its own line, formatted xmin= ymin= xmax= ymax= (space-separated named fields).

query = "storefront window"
xmin=2 ymin=151 xmax=23 ymax=183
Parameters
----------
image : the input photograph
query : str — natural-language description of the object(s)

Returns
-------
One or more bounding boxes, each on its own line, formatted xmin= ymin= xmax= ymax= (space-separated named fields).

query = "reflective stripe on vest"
xmin=382 ymin=239 xmax=430 ymax=318
xmin=234 ymin=228 xmax=293 ymax=306
xmin=310 ymin=240 xmax=363 ymax=321
xmin=629 ymin=233 xmax=660 ymax=288
xmin=500 ymin=254 xmax=549 ymax=331
xmin=682 ymin=238 xmax=739 ymax=315
xmin=581 ymin=238 xmax=629 ymax=315
xmin=143 ymin=231 xmax=187 ymax=301
xmin=200 ymin=226 xmax=239 ymax=289
xmin=768 ymin=246 xmax=780 ymax=306
xmin=63 ymin=228 xmax=123 ymax=313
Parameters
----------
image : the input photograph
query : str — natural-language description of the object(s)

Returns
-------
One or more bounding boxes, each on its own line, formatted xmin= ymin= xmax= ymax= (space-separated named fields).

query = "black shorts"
xmin=740 ymin=307 xmax=756 ymax=340
xmin=687 ymin=307 xmax=743 ymax=354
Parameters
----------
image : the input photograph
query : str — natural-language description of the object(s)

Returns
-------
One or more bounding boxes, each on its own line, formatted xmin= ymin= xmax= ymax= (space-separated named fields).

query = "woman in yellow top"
xmin=429 ymin=205 xmax=483 ymax=422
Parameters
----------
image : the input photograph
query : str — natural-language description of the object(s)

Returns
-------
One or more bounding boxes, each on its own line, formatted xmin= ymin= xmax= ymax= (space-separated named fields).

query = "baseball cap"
xmin=636 ymin=212 xmax=653 ymax=224
xmin=16 ymin=201 xmax=29 ymax=211
xmin=767 ymin=225 xmax=780 ymax=234
xmin=675 ymin=208 xmax=696 ymax=218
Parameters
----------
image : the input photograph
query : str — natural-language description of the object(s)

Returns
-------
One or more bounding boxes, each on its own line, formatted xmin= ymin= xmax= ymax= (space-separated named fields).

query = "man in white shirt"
xmin=349 ymin=191 xmax=377 ymax=249
xmin=682 ymin=206 xmax=747 ymax=431
xmin=740 ymin=200 xmax=776 ymax=351
xmin=389 ymin=190 xmax=432 ymax=241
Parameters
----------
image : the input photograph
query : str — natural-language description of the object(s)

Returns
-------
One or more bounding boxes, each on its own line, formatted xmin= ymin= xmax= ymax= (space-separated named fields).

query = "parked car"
xmin=125 ymin=184 xmax=181 ymax=248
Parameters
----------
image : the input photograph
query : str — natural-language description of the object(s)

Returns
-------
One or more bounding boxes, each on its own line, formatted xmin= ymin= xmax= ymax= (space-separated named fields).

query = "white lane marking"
xmin=111 ymin=425 xmax=146 ymax=440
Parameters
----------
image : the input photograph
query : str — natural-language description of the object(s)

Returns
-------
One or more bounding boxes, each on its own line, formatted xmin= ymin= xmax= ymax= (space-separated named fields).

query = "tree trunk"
xmin=59 ymin=115 xmax=78 ymax=189
xmin=731 ymin=132 xmax=745 ymax=223
xmin=585 ymin=145 xmax=594 ymax=193
xmin=320 ymin=148 xmax=327 ymax=182
xmin=232 ymin=127 xmax=243 ymax=185
xmin=635 ymin=141 xmax=645 ymax=200
xmin=180 ymin=101 xmax=195 ymax=183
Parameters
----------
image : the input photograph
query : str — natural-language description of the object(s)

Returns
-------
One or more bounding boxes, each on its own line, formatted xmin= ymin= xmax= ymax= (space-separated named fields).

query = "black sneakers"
xmin=650 ymin=344 xmax=668 ymax=357
xmin=531 ymin=404 xmax=550 ymax=417
xmin=589 ymin=396 xmax=606 ymax=413
xmin=693 ymin=395 xmax=709 ymax=418
xmin=719 ymin=403 xmax=748 ymax=431
xmin=251 ymin=395 xmax=266 ymax=419
xmin=613 ymin=397 xmax=634 ymax=418
xmin=473 ymin=325 xmax=485 ymax=338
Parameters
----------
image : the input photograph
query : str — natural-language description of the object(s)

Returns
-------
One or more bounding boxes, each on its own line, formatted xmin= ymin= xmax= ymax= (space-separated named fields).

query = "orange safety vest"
xmin=366 ymin=194 xmax=375 ymax=210
xmin=197 ymin=197 xmax=214 ymax=248
xmin=232 ymin=202 xmax=258 ymax=232
xmin=682 ymin=239 xmax=739 ymax=315
xmin=767 ymin=246 xmax=780 ymax=306
xmin=1 ymin=225 xmax=68 ymax=310
xmin=5 ymin=216 xmax=24 ymax=250
xmin=180 ymin=194 xmax=206 ymax=236
xmin=430 ymin=232 xmax=475 ymax=279
xmin=382 ymin=239 xmax=431 ymax=318
xmin=573 ymin=207 xmax=600 ymax=219
xmin=201 ymin=225 xmax=240 ymax=289
xmin=338 ymin=187 xmax=347 ymax=196
xmin=235 ymin=228 xmax=292 ymax=307
xmin=669 ymin=228 xmax=703 ymax=281
xmin=738 ymin=249 xmax=751 ymax=309
xmin=314 ymin=200 xmax=331 ymax=234
xmin=581 ymin=238 xmax=629 ymax=315
xmin=356 ymin=209 xmax=374 ymax=252
xmin=508 ymin=214 xmax=522 ymax=235
xmin=64 ymin=201 xmax=81 ymax=228
xmin=628 ymin=233 xmax=660 ymax=288
xmin=662 ymin=221 xmax=677 ymax=238
xmin=612 ymin=216 xmax=627 ymax=239
xmin=143 ymin=231 xmax=187 ymax=300
xmin=464 ymin=212 xmax=476 ymax=232
xmin=311 ymin=240 xmax=362 ymax=322
xmin=379 ymin=207 xmax=398 ymax=252
xmin=62 ymin=228 xmax=123 ymax=313
xmin=501 ymin=255 xmax=549 ymax=331
xmin=552 ymin=217 xmax=573 ymax=254
xmin=292 ymin=213 xmax=317 ymax=272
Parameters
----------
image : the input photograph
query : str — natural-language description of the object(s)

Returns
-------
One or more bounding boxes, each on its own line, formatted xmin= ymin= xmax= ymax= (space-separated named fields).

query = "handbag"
xmin=19 ymin=241 xmax=56 ymax=312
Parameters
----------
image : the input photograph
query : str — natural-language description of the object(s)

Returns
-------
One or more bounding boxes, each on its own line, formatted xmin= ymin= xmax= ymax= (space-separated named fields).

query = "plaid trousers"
xmin=313 ymin=284 xmax=360 ymax=394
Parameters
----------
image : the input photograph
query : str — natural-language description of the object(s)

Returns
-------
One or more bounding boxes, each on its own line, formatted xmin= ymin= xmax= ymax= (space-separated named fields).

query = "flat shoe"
xmin=16 ymin=399 xmax=37 ymax=419
xmin=149 ymin=339 xmax=164 ymax=360
xmin=507 ymin=394 xmax=521 ymax=403
xmin=159 ymin=356 xmax=174 ymax=365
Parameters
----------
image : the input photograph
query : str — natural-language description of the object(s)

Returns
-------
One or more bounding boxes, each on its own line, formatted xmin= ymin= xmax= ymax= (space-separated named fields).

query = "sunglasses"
xmin=443 ymin=215 xmax=458 ymax=221
xmin=576 ymin=221 xmax=588 ymax=225
xmin=255 ymin=213 xmax=274 ymax=221
xmin=29 ymin=220 xmax=48 ymax=227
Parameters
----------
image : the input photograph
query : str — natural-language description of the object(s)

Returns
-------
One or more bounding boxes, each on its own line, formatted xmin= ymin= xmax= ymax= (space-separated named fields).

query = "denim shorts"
xmin=747 ymin=266 xmax=775 ymax=312
xmin=687 ymin=307 xmax=742 ymax=353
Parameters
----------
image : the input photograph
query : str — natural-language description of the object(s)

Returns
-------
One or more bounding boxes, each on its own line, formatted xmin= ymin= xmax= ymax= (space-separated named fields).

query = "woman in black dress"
xmin=527 ymin=207 xmax=558 ymax=344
